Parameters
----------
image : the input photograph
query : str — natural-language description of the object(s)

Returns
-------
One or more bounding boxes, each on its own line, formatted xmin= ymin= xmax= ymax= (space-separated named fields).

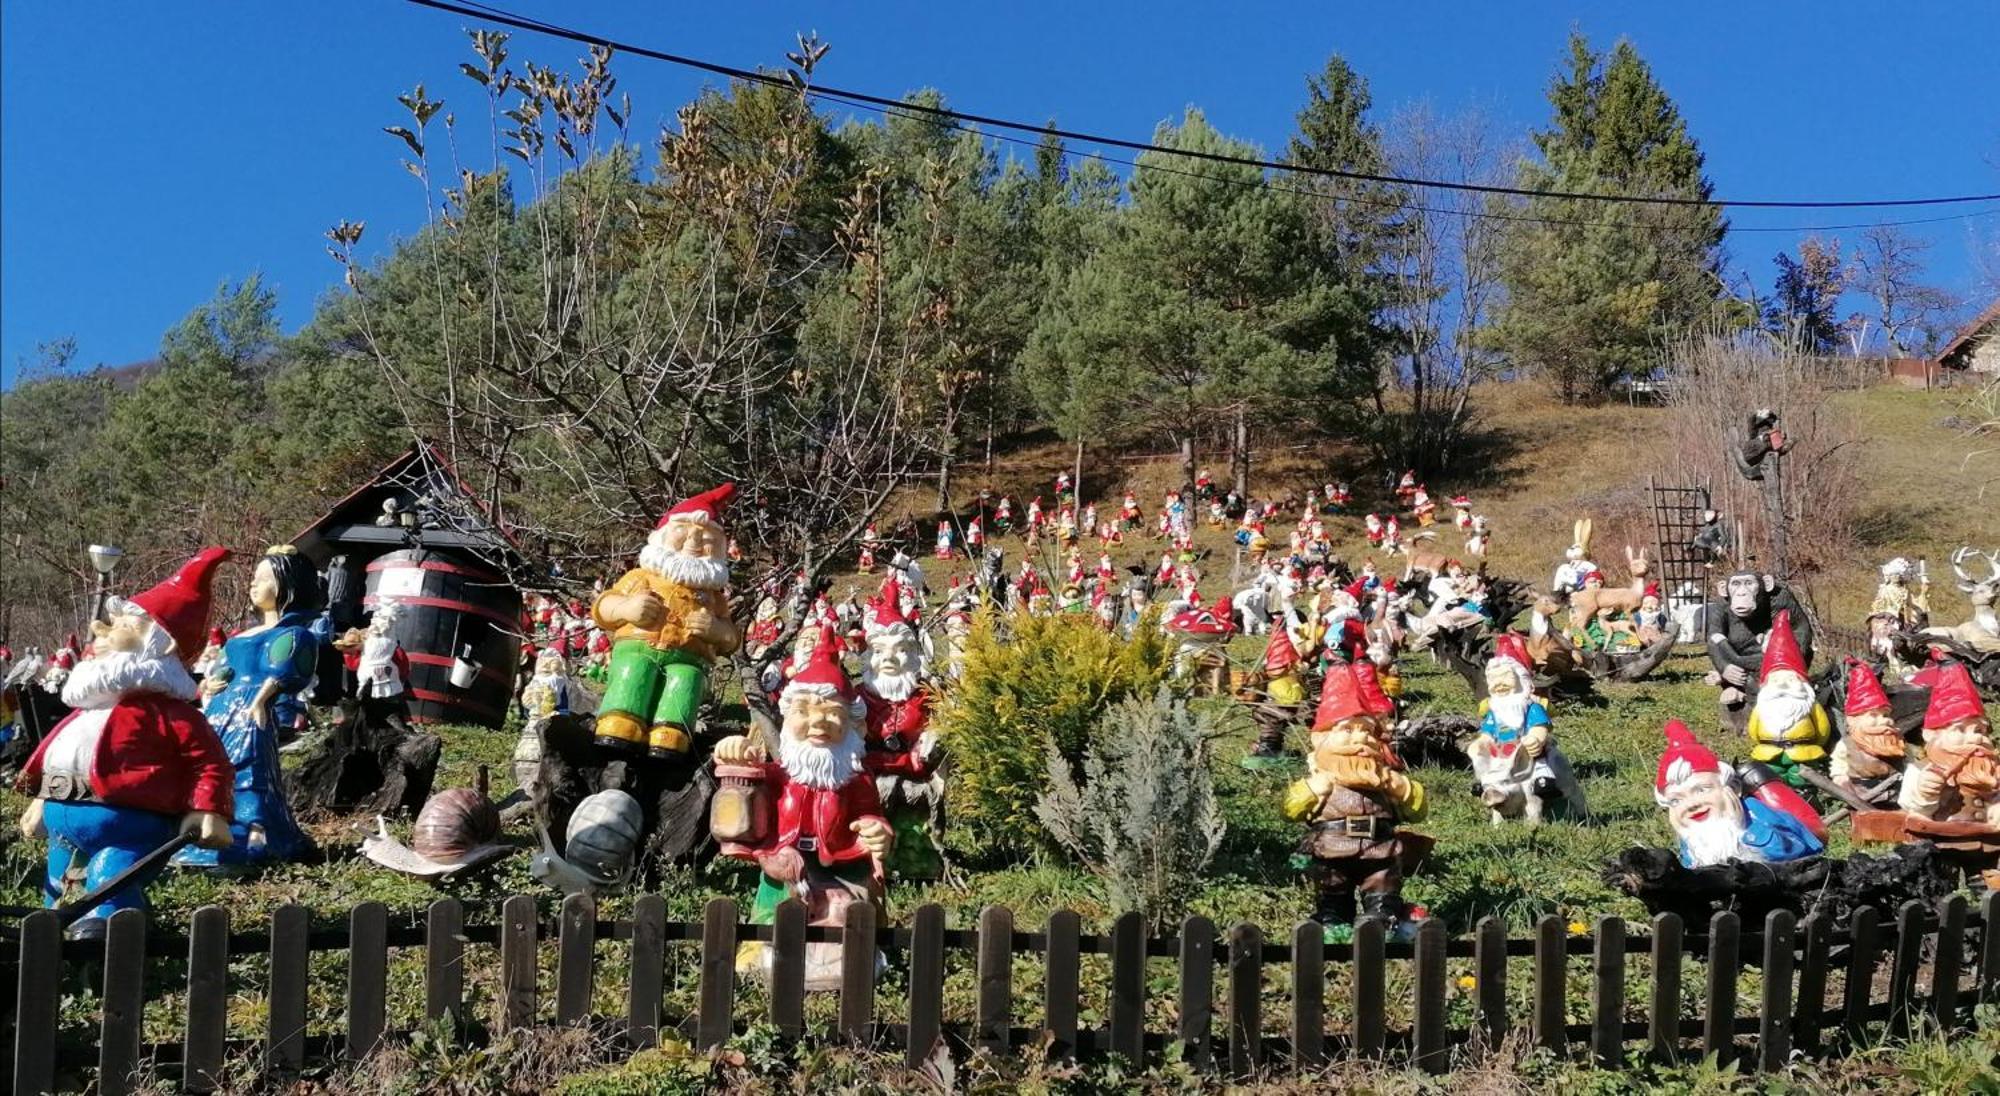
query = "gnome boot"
xmin=647 ymin=722 xmax=693 ymax=760
xmin=593 ymin=711 xmax=645 ymax=754
xmin=1312 ymin=887 xmax=1357 ymax=928
xmin=1358 ymin=891 xmax=1403 ymax=926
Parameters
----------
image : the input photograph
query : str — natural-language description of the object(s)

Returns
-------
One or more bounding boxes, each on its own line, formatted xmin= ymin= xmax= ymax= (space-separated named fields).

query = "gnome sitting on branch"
xmin=1466 ymin=635 xmax=1586 ymax=825
xmin=1830 ymin=659 xmax=1919 ymax=806
xmin=1654 ymin=719 xmax=1825 ymax=869
xmin=1743 ymin=610 xmax=1830 ymax=785
xmin=593 ymin=484 xmax=743 ymax=759
xmin=711 ymin=642 xmax=894 ymax=990
xmin=15 ymin=547 xmax=236 ymax=936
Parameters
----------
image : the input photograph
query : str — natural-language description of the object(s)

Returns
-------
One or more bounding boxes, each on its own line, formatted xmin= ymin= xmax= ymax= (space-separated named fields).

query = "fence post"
xmin=1178 ymin=915 xmax=1216 ymax=1071
xmin=1227 ymin=922 xmax=1263 ymax=1077
xmin=1475 ymin=916 xmax=1507 ymax=1053
xmin=1887 ymin=900 xmax=1924 ymax=1039
xmin=425 ymin=898 xmax=465 ymax=1029
xmin=628 ymin=894 xmax=668 ymax=1048
xmin=1353 ymin=918 xmax=1387 ymax=1059
xmin=976 ymin=906 xmax=1015 ymax=1054
xmin=1843 ymin=905 xmax=1880 ymax=1048
xmin=556 ymin=893 xmax=596 ymax=1026
xmin=767 ymin=899 xmax=806 ymax=1041
xmin=1291 ymin=922 xmax=1326 ymax=1070
xmin=1703 ymin=911 xmax=1740 ymax=1065
xmin=1649 ymin=912 xmax=1683 ymax=1063
xmin=268 ymin=903 xmax=310 ymax=1074
xmin=1793 ymin=913 xmax=1828 ymax=1055
xmin=1758 ymin=910 xmax=1796 ymax=1072
xmin=838 ymin=899 xmax=876 ymax=1044
xmin=1981 ymin=891 xmax=2000 ymax=1010
xmin=500 ymin=894 xmax=539 ymax=1032
xmin=184 ymin=906 xmax=230 ymax=1093
xmin=13 ymin=910 xmax=60 ymax=1096
xmin=1592 ymin=915 xmax=1625 ymax=1068
xmin=1533 ymin=915 xmax=1565 ymax=1055
xmin=1109 ymin=912 xmax=1146 ymax=1064
xmin=99 ymin=908 xmax=147 ymax=1096
xmin=1414 ymin=918 xmax=1449 ymax=1074
xmin=906 ymin=904 xmax=947 ymax=1067
xmin=698 ymin=897 xmax=739 ymax=1050
xmin=347 ymin=901 xmax=389 ymax=1061
xmin=1932 ymin=895 xmax=1968 ymax=1032
xmin=1044 ymin=910 xmax=1081 ymax=1059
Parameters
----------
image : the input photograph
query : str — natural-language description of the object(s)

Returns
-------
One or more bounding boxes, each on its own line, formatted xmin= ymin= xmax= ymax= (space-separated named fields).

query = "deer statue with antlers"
xmin=1567 ymin=545 xmax=1652 ymax=644
xmin=1923 ymin=547 xmax=2000 ymax=654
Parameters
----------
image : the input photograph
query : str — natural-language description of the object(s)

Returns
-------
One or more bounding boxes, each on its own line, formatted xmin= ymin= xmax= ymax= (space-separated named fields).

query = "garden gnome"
xmin=711 ymin=641 xmax=893 ymax=990
xmin=1830 ymin=658 xmax=1919 ymax=802
xmin=1165 ymin=601 xmax=1234 ymax=694
xmin=1743 ymin=610 xmax=1830 ymax=783
xmin=1655 ymin=719 xmax=1824 ymax=869
xmin=858 ymin=585 xmax=945 ymax=880
xmin=593 ymin=484 xmax=743 ymax=758
xmin=15 ymin=547 xmax=235 ymax=936
xmin=1244 ymin=627 xmax=1306 ymax=768
xmin=352 ymin=599 xmax=413 ymax=734
xmin=520 ymin=648 xmax=574 ymax=719
xmin=1899 ymin=661 xmax=1998 ymax=824
xmin=1450 ymin=494 xmax=1473 ymax=531
xmin=190 ymin=627 xmax=226 ymax=681
xmin=1283 ymin=662 xmax=1427 ymax=937
xmin=1467 ymin=635 xmax=1585 ymax=824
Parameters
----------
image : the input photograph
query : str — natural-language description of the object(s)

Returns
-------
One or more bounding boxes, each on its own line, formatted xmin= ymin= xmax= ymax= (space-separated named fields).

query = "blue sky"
xmin=4 ymin=1 xmax=1997 ymax=383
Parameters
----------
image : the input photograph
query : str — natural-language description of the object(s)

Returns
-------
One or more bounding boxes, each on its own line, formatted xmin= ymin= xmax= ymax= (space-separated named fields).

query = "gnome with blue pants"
xmin=14 ymin=547 xmax=236 ymax=937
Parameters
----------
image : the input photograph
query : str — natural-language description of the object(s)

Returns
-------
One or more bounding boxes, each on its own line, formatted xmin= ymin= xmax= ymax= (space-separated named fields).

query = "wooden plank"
xmin=1414 ymin=917 xmax=1449 ymax=1074
xmin=1178 ymin=915 xmax=1216 ymax=1071
xmin=1291 ymin=922 xmax=1326 ymax=1070
xmin=1887 ymin=900 xmax=1924 ymax=1039
xmin=184 ymin=906 xmax=230 ymax=1093
xmin=99 ymin=908 xmax=147 ymax=1096
xmin=346 ymin=901 xmax=389 ymax=1061
xmin=1793 ymin=913 xmax=1828 ymax=1055
xmin=1533 ymin=914 xmax=1565 ymax=1055
xmin=1592 ymin=915 xmax=1625 ymax=1069
xmin=1703 ymin=911 xmax=1740 ymax=1065
xmin=1758 ymin=910 xmax=1796 ymax=1072
xmin=267 ymin=903 xmax=310 ymax=1073
xmin=1353 ymin=917 xmax=1387 ymax=1059
xmin=500 ymin=894 xmax=539 ymax=1031
xmin=975 ymin=906 xmax=1014 ymax=1053
xmin=627 ymin=895 xmax=667 ymax=1048
xmin=1475 ymin=916 xmax=1507 ymax=1052
xmin=12 ymin=910 xmax=61 ymax=1096
xmin=1982 ymin=891 xmax=2000 ymax=1009
xmin=1842 ymin=905 xmax=1880 ymax=1047
xmin=1932 ymin=894 xmax=1968 ymax=1031
xmin=905 ymin=904 xmax=947 ymax=1068
xmin=768 ymin=899 xmax=806 ymax=1041
xmin=698 ymin=897 xmax=739 ymax=1050
xmin=1649 ymin=912 xmax=1683 ymax=1064
xmin=557 ymin=893 xmax=596 ymax=1026
xmin=1227 ymin=922 xmax=1263 ymax=1077
xmin=1044 ymin=911 xmax=1082 ymax=1059
xmin=839 ymin=900 xmax=877 ymax=1044
xmin=425 ymin=898 xmax=464 ymax=1027
xmin=1109 ymin=911 xmax=1146 ymax=1063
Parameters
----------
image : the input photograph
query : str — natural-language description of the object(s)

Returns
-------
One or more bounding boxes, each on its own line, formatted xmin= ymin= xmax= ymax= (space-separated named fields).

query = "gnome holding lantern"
xmin=1655 ymin=719 xmax=1825 ymax=868
xmin=1898 ymin=661 xmax=1998 ymax=825
xmin=1830 ymin=659 xmax=1920 ymax=805
xmin=1743 ymin=610 xmax=1831 ymax=784
xmin=1467 ymin=635 xmax=1586 ymax=825
xmin=710 ymin=642 xmax=894 ymax=990
xmin=592 ymin=484 xmax=743 ymax=758
xmin=858 ymin=581 xmax=946 ymax=880
xmin=14 ymin=547 xmax=236 ymax=934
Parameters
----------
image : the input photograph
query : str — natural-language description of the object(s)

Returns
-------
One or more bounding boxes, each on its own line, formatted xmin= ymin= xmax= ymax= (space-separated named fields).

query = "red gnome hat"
xmin=130 ymin=546 xmax=231 ymax=663
xmin=658 ymin=483 xmax=735 ymax=529
xmin=1311 ymin=662 xmax=1369 ymax=732
xmin=1262 ymin=629 xmax=1300 ymax=674
xmin=1759 ymin=610 xmax=1807 ymax=683
xmin=1353 ymin=660 xmax=1395 ymax=719
xmin=872 ymin=579 xmax=914 ymax=634
xmin=1492 ymin=633 xmax=1533 ymax=674
xmin=1843 ymin=658 xmax=1892 ymax=715
xmin=1656 ymin=718 xmax=1724 ymax=798
xmin=785 ymin=638 xmax=855 ymax=702
xmin=1923 ymin=661 xmax=1986 ymax=731
xmin=207 ymin=627 xmax=227 ymax=647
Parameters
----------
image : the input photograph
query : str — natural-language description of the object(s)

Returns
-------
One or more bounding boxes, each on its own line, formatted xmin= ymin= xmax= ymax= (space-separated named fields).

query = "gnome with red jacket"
xmin=15 ymin=547 xmax=236 ymax=935
xmin=858 ymin=578 xmax=945 ymax=880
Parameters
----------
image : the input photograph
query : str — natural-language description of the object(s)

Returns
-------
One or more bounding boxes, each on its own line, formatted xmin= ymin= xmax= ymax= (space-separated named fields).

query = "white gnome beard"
xmin=863 ymin=664 xmax=921 ymax=702
xmin=1755 ymin=679 xmax=1815 ymax=735
xmin=1486 ymin=689 xmax=1530 ymax=732
xmin=62 ymin=647 xmax=197 ymax=708
xmin=777 ymin=727 xmax=867 ymax=790
xmin=639 ymin=536 xmax=730 ymax=591
xmin=1678 ymin=810 xmax=1752 ymax=867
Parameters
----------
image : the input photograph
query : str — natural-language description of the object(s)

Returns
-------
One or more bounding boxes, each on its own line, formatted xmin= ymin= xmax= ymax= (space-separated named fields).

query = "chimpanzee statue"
xmin=1705 ymin=570 xmax=1814 ymax=733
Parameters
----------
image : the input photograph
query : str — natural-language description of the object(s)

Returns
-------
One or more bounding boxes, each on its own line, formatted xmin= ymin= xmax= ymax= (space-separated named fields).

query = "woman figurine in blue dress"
xmin=174 ymin=547 xmax=319 ymax=867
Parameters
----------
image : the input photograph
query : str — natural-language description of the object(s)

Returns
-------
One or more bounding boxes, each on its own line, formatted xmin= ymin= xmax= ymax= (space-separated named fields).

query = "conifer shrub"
xmin=1036 ymin=687 xmax=1228 ymax=930
xmin=934 ymin=610 xmax=1171 ymax=863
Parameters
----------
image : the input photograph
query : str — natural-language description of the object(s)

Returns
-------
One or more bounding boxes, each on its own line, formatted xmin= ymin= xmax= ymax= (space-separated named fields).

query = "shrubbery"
xmin=934 ymin=610 xmax=1171 ymax=863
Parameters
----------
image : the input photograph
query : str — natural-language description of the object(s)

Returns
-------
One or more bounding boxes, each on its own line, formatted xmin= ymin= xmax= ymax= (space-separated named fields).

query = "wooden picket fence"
xmin=9 ymin=892 xmax=2000 ymax=1094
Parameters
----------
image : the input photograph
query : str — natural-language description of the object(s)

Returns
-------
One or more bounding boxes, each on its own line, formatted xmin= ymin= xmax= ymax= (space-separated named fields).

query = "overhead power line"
xmin=409 ymin=0 xmax=2000 ymax=213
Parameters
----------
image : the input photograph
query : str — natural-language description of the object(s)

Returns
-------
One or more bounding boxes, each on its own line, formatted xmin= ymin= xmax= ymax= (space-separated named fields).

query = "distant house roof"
xmin=1936 ymin=296 xmax=2000 ymax=369
xmin=291 ymin=441 xmax=526 ymax=570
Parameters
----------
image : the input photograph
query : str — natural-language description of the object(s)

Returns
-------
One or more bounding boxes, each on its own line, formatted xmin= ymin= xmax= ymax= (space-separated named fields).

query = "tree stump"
xmin=287 ymin=699 xmax=441 ymax=818
xmin=531 ymin=712 xmax=717 ymax=880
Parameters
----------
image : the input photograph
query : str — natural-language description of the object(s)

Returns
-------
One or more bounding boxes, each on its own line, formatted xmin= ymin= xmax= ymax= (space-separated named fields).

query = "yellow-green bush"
xmin=934 ymin=609 xmax=1172 ymax=863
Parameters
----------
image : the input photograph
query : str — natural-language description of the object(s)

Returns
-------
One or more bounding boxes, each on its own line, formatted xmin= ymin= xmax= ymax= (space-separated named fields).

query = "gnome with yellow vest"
xmin=1743 ymin=609 xmax=1830 ymax=785
xmin=593 ymin=485 xmax=744 ymax=758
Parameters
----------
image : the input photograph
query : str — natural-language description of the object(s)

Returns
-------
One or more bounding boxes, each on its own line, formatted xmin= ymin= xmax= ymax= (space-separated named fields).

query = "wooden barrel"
xmin=363 ymin=548 xmax=521 ymax=728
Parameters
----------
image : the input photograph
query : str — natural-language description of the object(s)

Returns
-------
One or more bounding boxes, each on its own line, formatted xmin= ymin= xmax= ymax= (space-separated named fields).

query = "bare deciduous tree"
xmin=1851 ymin=225 xmax=1960 ymax=356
